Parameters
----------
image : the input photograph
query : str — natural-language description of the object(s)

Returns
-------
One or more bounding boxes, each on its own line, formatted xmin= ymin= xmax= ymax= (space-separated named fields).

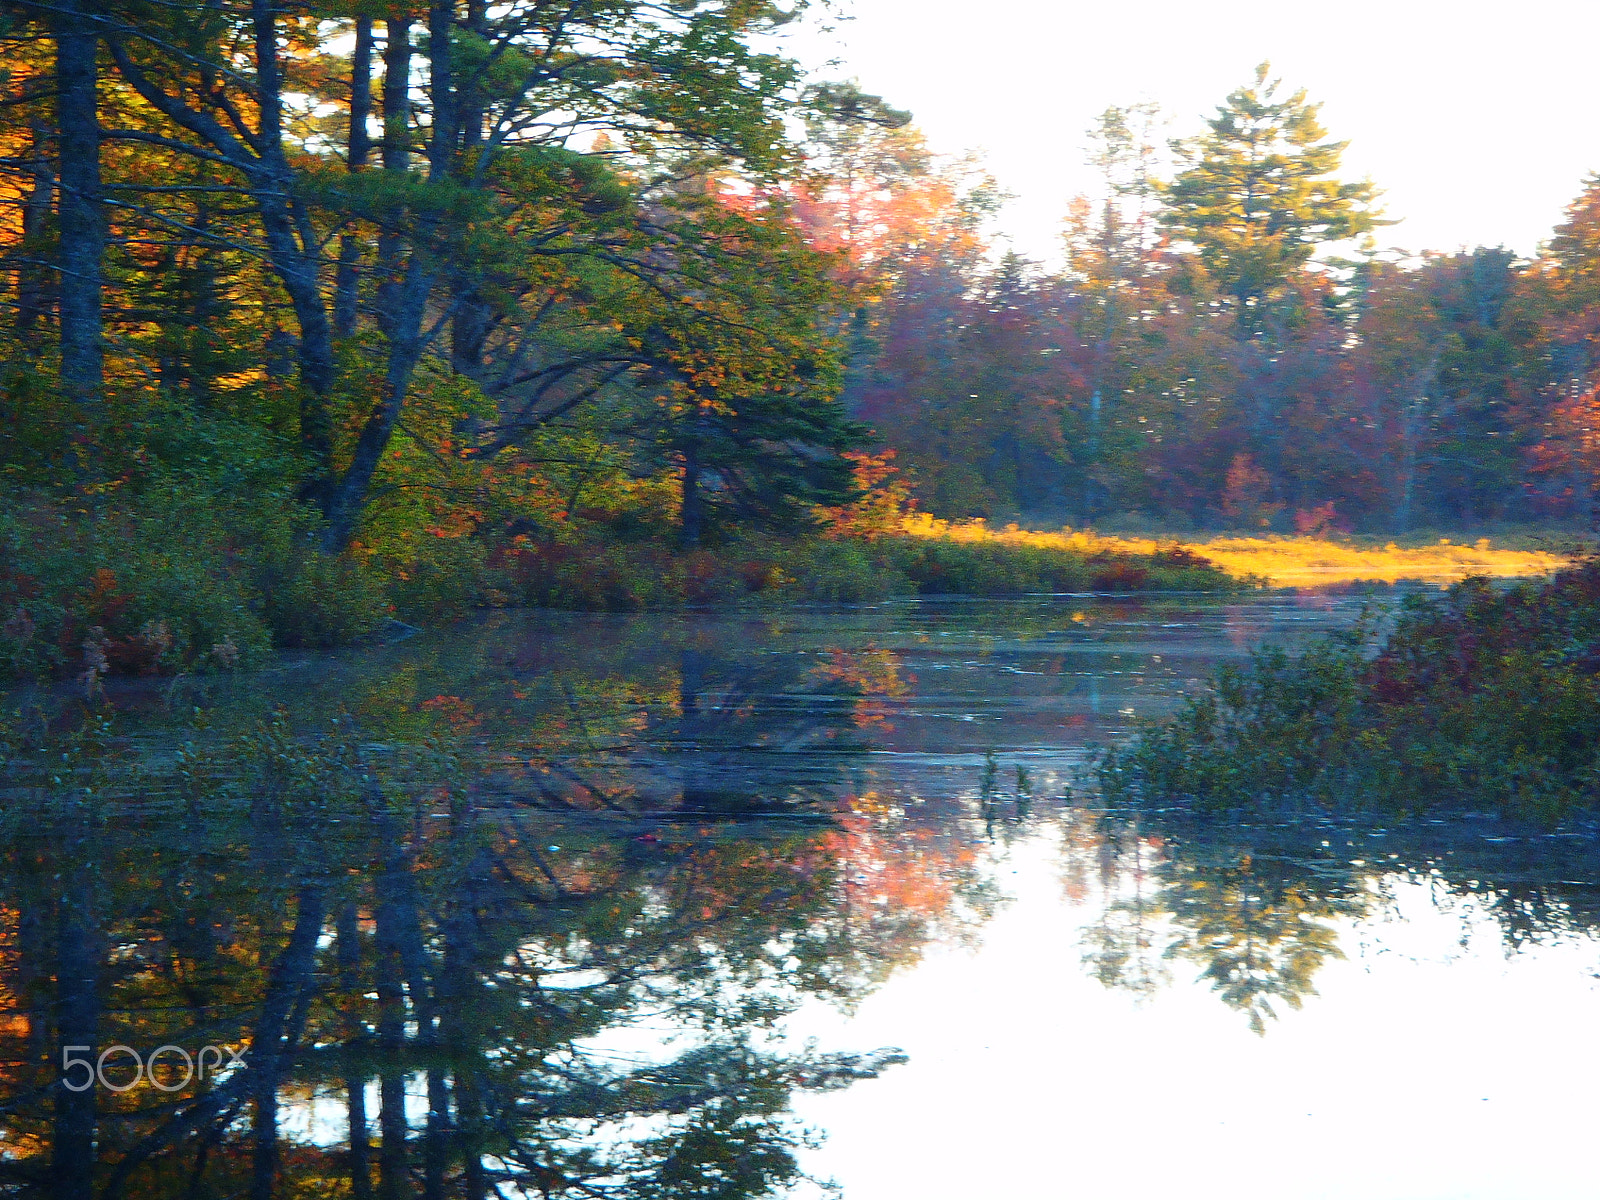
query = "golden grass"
xmin=897 ymin=514 xmax=1571 ymax=588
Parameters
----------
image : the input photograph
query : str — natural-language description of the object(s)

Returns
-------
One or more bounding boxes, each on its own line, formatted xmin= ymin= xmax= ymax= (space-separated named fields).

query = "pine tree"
xmin=1162 ymin=63 xmax=1385 ymax=334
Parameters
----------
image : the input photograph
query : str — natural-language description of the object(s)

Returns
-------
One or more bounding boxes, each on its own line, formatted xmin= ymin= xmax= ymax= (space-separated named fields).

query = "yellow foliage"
xmin=896 ymin=515 xmax=1568 ymax=587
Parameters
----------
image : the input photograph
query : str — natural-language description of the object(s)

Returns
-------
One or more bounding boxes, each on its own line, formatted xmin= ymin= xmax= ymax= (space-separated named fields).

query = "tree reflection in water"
xmin=0 ymin=618 xmax=985 ymax=1199
xmin=1062 ymin=806 xmax=1600 ymax=1035
xmin=11 ymin=604 xmax=1598 ymax=1193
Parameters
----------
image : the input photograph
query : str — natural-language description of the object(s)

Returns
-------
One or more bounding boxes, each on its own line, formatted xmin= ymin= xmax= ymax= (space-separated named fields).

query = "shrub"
xmin=498 ymin=541 xmax=684 ymax=611
xmin=0 ymin=486 xmax=387 ymax=678
xmin=357 ymin=533 xmax=487 ymax=626
xmin=0 ymin=494 xmax=271 ymax=679
xmin=1100 ymin=561 xmax=1600 ymax=820
xmin=876 ymin=536 xmax=1237 ymax=595
xmin=769 ymin=539 xmax=906 ymax=602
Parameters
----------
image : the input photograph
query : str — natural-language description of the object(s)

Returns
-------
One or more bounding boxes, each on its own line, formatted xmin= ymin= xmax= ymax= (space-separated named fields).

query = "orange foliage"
xmin=1220 ymin=453 xmax=1284 ymax=528
xmin=817 ymin=449 xmax=915 ymax=539
xmin=418 ymin=694 xmax=482 ymax=733
xmin=1529 ymin=382 xmax=1600 ymax=516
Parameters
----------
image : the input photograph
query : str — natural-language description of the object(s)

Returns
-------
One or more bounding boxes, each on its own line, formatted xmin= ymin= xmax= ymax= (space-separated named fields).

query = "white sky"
xmin=783 ymin=0 xmax=1600 ymax=267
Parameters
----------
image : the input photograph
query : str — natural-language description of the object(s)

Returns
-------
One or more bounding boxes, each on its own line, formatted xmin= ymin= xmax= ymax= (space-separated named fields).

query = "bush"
xmin=0 ymin=486 xmax=387 ymax=679
xmin=496 ymin=540 xmax=678 ymax=611
xmin=1099 ymin=561 xmax=1600 ymax=820
xmin=255 ymin=541 xmax=390 ymax=649
xmin=877 ymin=536 xmax=1237 ymax=595
xmin=1 ymin=495 xmax=267 ymax=679
xmin=768 ymin=539 xmax=906 ymax=602
xmin=358 ymin=533 xmax=488 ymax=626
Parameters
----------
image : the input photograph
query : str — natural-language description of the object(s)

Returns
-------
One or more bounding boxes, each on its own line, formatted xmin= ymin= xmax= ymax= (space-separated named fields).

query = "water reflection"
xmin=0 ymin=607 xmax=998 ymax=1198
xmin=1066 ymin=812 xmax=1371 ymax=1032
xmin=0 ymin=775 xmax=961 ymax=1195
xmin=3 ymin=596 xmax=1598 ymax=1197
xmin=1061 ymin=805 xmax=1600 ymax=1034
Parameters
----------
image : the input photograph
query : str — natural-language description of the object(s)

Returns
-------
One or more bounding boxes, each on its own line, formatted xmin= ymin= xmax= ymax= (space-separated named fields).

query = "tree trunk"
xmin=450 ymin=0 xmax=490 ymax=377
xmin=1394 ymin=404 xmax=1417 ymax=533
xmin=681 ymin=440 xmax=704 ymax=546
xmin=321 ymin=261 xmax=432 ymax=550
xmin=252 ymin=0 xmax=336 ymax=493
xmin=316 ymin=9 xmax=418 ymax=549
xmin=334 ymin=16 xmax=373 ymax=339
xmin=374 ymin=11 xmax=413 ymax=338
xmin=321 ymin=5 xmax=456 ymax=549
xmin=50 ymin=5 xmax=104 ymax=411
xmin=451 ymin=289 xmax=490 ymax=378
xmin=16 ymin=118 xmax=54 ymax=339
xmin=382 ymin=13 xmax=412 ymax=174
xmin=100 ymin=2 xmax=342 ymax=507
xmin=426 ymin=2 xmax=454 ymax=177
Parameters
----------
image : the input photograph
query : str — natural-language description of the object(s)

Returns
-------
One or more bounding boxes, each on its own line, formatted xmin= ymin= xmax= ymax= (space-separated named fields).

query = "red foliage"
xmin=1293 ymin=501 xmax=1343 ymax=536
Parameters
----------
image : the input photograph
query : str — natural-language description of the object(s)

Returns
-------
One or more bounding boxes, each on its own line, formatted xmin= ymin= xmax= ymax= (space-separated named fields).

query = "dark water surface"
xmin=3 ymin=594 xmax=1597 ymax=1198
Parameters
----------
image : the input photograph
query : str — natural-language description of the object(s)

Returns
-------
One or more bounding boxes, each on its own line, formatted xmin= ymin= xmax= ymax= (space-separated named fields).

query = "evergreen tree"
xmin=1162 ymin=62 xmax=1385 ymax=334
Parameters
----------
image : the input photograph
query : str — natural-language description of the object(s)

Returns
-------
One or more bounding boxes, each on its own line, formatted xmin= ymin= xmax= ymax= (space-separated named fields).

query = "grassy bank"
xmin=495 ymin=528 xmax=1240 ymax=609
xmin=0 ymin=491 xmax=1243 ymax=682
xmin=898 ymin=515 xmax=1575 ymax=587
xmin=0 ymin=488 xmax=389 ymax=681
xmin=1099 ymin=560 xmax=1600 ymax=820
xmin=9 ymin=482 xmax=1577 ymax=686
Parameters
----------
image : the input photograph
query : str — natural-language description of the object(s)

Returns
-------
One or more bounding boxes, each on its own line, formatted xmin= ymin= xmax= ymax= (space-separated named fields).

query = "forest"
xmin=4 ymin=9 xmax=1600 ymax=1191
xmin=1 ymin=3 xmax=1598 ymax=674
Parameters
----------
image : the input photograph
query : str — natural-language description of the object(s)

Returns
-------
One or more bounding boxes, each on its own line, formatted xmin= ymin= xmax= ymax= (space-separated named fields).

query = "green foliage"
xmin=1161 ymin=61 xmax=1386 ymax=329
xmin=495 ymin=537 xmax=891 ymax=610
xmin=0 ymin=480 xmax=387 ymax=679
xmin=771 ymin=537 xmax=907 ymax=601
xmin=877 ymin=537 xmax=1237 ymax=596
xmin=0 ymin=493 xmax=268 ymax=680
xmin=1101 ymin=561 xmax=1600 ymax=818
xmin=494 ymin=528 xmax=1235 ymax=610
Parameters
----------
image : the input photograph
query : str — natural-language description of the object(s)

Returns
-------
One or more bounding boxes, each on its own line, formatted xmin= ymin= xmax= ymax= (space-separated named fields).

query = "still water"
xmin=3 ymin=594 xmax=1597 ymax=1198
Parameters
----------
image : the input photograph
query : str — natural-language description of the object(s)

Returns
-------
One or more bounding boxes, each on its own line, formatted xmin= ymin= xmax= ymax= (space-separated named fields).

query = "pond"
xmin=2 ymin=593 xmax=1597 ymax=1198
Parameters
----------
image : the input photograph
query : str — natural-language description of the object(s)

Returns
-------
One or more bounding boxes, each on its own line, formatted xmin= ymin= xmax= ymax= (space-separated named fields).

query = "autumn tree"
xmin=68 ymin=1 xmax=822 ymax=549
xmin=1529 ymin=173 xmax=1600 ymax=524
xmin=618 ymin=188 xmax=865 ymax=545
xmin=796 ymin=81 xmax=915 ymax=281
xmin=1061 ymin=102 xmax=1177 ymax=521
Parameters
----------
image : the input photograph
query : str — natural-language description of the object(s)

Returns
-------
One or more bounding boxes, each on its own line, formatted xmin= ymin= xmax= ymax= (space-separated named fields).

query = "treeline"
xmin=0 ymin=0 xmax=868 ymax=541
xmin=5 ymin=15 xmax=1595 ymax=671
xmin=0 ymin=3 xmax=1256 ymax=677
xmin=0 ymin=1 xmax=883 ymax=666
xmin=828 ymin=70 xmax=1600 ymax=533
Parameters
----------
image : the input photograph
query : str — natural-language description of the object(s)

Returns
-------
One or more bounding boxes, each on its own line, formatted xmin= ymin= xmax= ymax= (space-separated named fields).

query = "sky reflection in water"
xmin=3 ymin=593 xmax=1597 ymax=1198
